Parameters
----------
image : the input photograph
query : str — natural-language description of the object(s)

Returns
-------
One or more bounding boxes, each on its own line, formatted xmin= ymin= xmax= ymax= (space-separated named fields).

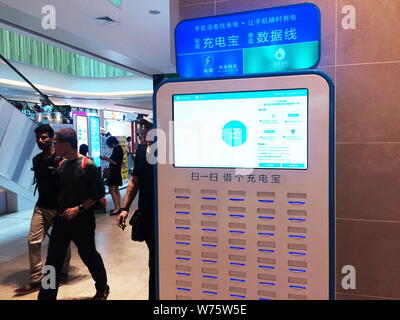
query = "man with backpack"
xmin=38 ymin=128 xmax=109 ymax=300
xmin=15 ymin=124 xmax=71 ymax=295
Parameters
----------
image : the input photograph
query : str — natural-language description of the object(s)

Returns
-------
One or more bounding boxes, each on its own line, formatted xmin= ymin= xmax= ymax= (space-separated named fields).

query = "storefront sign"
xmin=89 ymin=116 xmax=101 ymax=167
xmin=117 ymin=136 xmax=129 ymax=185
xmin=75 ymin=115 xmax=88 ymax=151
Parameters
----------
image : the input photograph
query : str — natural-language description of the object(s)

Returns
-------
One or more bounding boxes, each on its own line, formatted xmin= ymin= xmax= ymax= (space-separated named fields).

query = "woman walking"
xmin=101 ymin=136 xmax=123 ymax=215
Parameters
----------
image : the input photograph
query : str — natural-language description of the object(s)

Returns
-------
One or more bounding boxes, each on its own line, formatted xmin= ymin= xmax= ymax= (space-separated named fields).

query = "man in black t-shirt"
xmin=117 ymin=112 xmax=156 ymax=300
xmin=38 ymin=128 xmax=109 ymax=300
xmin=14 ymin=124 xmax=71 ymax=296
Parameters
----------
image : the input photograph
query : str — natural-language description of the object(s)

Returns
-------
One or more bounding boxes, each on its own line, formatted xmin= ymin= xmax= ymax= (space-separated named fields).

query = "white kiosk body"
xmin=155 ymin=72 xmax=333 ymax=300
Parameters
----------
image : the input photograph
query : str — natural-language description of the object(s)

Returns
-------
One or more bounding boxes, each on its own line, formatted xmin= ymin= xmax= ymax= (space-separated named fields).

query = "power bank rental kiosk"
xmin=155 ymin=72 xmax=334 ymax=300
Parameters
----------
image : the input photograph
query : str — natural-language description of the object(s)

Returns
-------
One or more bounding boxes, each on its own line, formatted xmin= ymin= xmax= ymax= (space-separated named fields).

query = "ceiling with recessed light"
xmin=0 ymin=0 xmax=177 ymax=75
xmin=0 ymin=0 xmax=179 ymax=109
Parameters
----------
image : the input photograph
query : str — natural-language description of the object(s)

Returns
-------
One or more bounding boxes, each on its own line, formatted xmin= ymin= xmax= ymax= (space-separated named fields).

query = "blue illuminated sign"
xmin=88 ymin=116 xmax=101 ymax=167
xmin=175 ymin=3 xmax=320 ymax=78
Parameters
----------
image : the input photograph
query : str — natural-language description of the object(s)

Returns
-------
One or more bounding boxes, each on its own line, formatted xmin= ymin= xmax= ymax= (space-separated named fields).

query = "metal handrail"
xmin=0 ymin=53 xmax=55 ymax=107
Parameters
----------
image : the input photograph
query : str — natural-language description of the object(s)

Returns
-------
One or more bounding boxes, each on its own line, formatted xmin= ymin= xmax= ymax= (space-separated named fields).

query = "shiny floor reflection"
xmin=0 ymin=191 xmax=149 ymax=300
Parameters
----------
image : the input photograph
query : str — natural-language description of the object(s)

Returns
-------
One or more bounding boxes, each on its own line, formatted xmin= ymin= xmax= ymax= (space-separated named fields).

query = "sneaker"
xmin=14 ymin=282 xmax=41 ymax=296
xmin=92 ymin=285 xmax=110 ymax=300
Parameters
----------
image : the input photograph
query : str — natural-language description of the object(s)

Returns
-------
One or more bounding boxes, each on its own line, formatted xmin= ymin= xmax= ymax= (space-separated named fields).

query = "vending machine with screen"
xmin=154 ymin=71 xmax=334 ymax=300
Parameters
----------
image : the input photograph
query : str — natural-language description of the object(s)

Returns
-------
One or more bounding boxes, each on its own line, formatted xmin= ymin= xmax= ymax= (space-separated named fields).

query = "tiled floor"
xmin=0 ymin=190 xmax=149 ymax=300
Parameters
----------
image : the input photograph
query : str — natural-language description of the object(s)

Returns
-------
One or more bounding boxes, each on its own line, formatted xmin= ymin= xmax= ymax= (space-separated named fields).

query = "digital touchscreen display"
xmin=173 ymin=88 xmax=308 ymax=169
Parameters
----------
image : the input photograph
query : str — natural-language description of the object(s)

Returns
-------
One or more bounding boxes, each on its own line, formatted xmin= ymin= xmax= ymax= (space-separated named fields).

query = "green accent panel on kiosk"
xmin=243 ymin=41 xmax=319 ymax=73
xmin=0 ymin=28 xmax=132 ymax=78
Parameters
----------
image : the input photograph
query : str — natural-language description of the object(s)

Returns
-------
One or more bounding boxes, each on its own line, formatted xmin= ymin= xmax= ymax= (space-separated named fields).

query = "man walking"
xmin=117 ymin=113 xmax=156 ymax=300
xmin=15 ymin=124 xmax=71 ymax=295
xmin=38 ymin=128 xmax=109 ymax=300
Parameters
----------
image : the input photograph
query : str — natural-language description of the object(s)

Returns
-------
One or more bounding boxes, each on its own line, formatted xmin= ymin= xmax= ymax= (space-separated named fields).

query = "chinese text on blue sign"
xmin=175 ymin=3 xmax=320 ymax=78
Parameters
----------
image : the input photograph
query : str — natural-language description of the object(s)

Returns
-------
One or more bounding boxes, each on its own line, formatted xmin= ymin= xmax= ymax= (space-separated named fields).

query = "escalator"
xmin=0 ymin=53 xmax=57 ymax=212
xmin=0 ymin=95 xmax=38 ymax=211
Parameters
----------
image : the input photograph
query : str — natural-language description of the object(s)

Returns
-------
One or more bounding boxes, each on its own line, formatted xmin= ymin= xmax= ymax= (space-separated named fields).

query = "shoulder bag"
xmin=129 ymin=209 xmax=146 ymax=242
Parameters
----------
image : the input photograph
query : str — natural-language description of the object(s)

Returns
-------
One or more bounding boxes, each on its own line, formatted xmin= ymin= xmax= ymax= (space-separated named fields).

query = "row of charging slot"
xmin=175 ymin=212 xmax=309 ymax=293
xmin=175 ymin=259 xmax=308 ymax=300
xmin=174 ymin=235 xmax=309 ymax=293
xmin=175 ymin=188 xmax=307 ymax=204
xmin=175 ymin=226 xmax=309 ymax=293
xmin=175 ymin=219 xmax=308 ymax=242
xmin=174 ymin=190 xmax=309 ymax=299
xmin=176 ymin=205 xmax=307 ymax=224
xmin=176 ymin=292 xmax=308 ymax=300
xmin=175 ymin=245 xmax=308 ymax=272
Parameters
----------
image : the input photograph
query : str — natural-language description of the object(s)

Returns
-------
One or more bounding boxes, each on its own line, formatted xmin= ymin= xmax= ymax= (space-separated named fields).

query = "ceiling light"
xmin=0 ymin=78 xmax=152 ymax=97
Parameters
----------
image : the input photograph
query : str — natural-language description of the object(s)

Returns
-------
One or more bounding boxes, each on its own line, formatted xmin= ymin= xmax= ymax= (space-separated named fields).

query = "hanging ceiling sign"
xmin=175 ymin=3 xmax=320 ymax=78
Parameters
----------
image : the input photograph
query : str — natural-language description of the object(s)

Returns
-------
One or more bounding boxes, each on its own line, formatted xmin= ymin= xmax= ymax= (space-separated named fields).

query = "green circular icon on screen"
xmin=222 ymin=121 xmax=247 ymax=147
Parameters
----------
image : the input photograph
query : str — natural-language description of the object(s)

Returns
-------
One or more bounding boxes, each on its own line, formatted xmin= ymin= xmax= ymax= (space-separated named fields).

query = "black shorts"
xmin=107 ymin=168 xmax=122 ymax=187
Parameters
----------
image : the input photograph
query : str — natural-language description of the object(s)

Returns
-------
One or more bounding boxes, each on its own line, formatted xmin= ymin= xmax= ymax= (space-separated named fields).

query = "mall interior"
xmin=0 ymin=0 xmax=399 ymax=301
